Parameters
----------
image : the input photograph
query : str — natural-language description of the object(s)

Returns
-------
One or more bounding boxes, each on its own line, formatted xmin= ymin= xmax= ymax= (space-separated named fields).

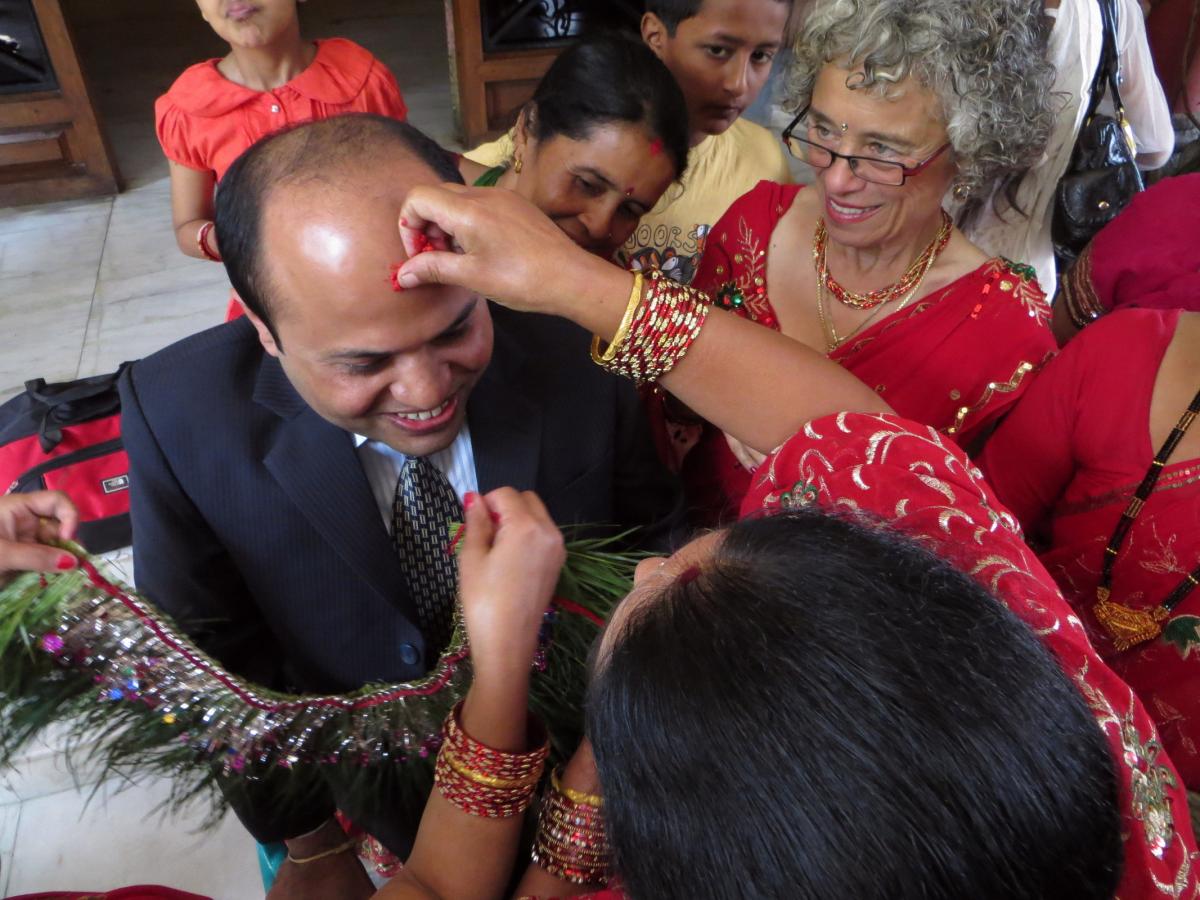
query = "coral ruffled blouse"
xmin=155 ymin=37 xmax=408 ymax=183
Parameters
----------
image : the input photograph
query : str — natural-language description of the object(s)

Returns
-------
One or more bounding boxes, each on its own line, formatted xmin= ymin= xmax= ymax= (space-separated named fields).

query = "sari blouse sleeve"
xmin=979 ymin=308 xmax=1175 ymax=543
xmin=977 ymin=345 xmax=1084 ymax=543
xmin=154 ymin=90 xmax=213 ymax=174
xmin=644 ymin=181 xmax=787 ymax=470
xmin=944 ymin=261 xmax=1056 ymax=447
xmin=693 ymin=180 xmax=793 ymax=330
xmin=742 ymin=412 xmax=1200 ymax=898
xmin=692 ymin=186 xmax=757 ymax=298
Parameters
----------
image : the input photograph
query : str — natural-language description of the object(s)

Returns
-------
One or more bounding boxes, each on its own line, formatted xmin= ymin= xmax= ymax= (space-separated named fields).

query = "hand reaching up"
xmin=458 ymin=488 xmax=566 ymax=687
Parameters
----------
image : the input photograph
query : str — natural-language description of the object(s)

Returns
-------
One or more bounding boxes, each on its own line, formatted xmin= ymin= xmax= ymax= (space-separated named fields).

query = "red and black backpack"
xmin=0 ymin=368 xmax=130 ymax=552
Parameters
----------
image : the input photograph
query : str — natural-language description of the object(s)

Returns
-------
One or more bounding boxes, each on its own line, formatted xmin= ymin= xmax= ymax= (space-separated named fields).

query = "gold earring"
xmin=513 ymin=158 xmax=523 ymax=174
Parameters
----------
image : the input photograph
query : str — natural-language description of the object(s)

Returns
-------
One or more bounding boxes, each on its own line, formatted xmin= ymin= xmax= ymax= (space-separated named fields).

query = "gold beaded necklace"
xmin=814 ymin=210 xmax=953 ymax=311
xmin=815 ymin=225 xmax=944 ymax=352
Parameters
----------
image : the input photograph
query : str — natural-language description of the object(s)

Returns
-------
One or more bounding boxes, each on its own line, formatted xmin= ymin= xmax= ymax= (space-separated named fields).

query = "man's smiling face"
xmin=245 ymin=153 xmax=493 ymax=457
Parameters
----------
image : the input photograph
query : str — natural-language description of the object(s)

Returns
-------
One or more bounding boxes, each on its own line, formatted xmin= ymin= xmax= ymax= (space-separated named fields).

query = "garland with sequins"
xmin=0 ymin=528 xmax=638 ymax=827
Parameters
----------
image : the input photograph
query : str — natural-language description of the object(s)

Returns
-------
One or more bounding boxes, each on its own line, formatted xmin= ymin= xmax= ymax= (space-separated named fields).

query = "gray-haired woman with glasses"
xmin=657 ymin=0 xmax=1062 ymax=526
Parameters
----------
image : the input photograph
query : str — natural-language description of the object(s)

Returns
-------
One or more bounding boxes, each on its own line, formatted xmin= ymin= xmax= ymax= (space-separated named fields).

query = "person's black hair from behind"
xmin=574 ymin=0 xmax=643 ymax=34
xmin=644 ymin=0 xmax=705 ymax=33
xmin=215 ymin=114 xmax=463 ymax=344
xmin=588 ymin=508 xmax=1123 ymax=900
xmin=524 ymin=33 xmax=689 ymax=181
xmin=644 ymin=0 xmax=793 ymax=35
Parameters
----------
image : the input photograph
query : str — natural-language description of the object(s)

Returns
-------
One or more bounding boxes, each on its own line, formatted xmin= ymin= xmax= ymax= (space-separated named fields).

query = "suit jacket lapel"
xmin=253 ymin=357 xmax=418 ymax=624
xmin=470 ymin=309 xmax=543 ymax=493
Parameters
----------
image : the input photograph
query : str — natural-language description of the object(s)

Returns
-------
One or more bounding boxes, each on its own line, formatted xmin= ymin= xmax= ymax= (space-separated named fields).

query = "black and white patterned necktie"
xmin=391 ymin=456 xmax=462 ymax=656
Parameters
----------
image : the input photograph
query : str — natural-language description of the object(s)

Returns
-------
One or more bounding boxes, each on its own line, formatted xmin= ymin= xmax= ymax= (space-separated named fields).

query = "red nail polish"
xmin=400 ymin=217 xmax=409 ymax=227
xmin=56 ymin=554 xmax=76 ymax=571
xmin=463 ymin=492 xmax=477 ymax=511
xmin=390 ymin=263 xmax=405 ymax=292
xmin=489 ymin=510 xmax=501 ymax=524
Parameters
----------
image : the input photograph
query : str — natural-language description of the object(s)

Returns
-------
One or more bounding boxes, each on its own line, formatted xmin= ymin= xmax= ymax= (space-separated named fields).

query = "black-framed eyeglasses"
xmin=781 ymin=106 xmax=951 ymax=187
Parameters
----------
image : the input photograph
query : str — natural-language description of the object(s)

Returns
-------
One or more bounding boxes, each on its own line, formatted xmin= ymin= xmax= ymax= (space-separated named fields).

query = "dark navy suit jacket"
xmin=119 ymin=308 xmax=681 ymax=849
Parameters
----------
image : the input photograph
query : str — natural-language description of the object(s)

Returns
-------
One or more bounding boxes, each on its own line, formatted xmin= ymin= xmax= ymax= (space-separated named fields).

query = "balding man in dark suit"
xmin=120 ymin=115 xmax=680 ymax=898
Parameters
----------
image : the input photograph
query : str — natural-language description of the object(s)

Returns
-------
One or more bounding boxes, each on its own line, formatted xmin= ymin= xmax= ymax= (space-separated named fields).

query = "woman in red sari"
xmin=373 ymin=180 xmax=1199 ymax=899
xmin=980 ymin=308 xmax=1200 ymax=790
xmin=668 ymin=0 xmax=1058 ymax=524
xmin=1054 ymin=173 xmax=1200 ymax=344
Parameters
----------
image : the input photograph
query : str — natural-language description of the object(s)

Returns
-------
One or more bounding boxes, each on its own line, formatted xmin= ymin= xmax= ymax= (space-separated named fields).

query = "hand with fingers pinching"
xmin=393 ymin=185 xmax=631 ymax=332
xmin=0 ymin=490 xmax=80 ymax=586
xmin=457 ymin=488 xmax=566 ymax=688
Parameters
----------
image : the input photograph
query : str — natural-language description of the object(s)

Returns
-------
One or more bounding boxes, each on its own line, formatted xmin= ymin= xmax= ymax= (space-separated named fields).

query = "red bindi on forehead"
xmin=388 ymin=232 xmax=436 ymax=292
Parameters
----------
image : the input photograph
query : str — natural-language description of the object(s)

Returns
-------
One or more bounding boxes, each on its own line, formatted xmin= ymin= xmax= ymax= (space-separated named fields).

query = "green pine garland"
xmin=0 ymin=528 xmax=642 ymax=828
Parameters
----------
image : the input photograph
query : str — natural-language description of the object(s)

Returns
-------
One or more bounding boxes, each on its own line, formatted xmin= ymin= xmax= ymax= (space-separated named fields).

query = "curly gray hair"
xmin=788 ymin=0 xmax=1054 ymax=220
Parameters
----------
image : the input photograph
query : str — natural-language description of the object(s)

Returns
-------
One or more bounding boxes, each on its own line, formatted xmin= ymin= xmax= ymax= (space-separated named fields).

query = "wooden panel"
xmin=477 ymin=51 xmax=559 ymax=81
xmin=0 ymin=94 xmax=72 ymax=128
xmin=0 ymin=170 xmax=116 ymax=206
xmin=0 ymin=0 xmax=119 ymax=205
xmin=0 ymin=129 xmax=68 ymax=166
xmin=484 ymin=78 xmax=538 ymax=133
xmin=444 ymin=0 xmax=567 ymax=146
xmin=445 ymin=0 xmax=489 ymax=144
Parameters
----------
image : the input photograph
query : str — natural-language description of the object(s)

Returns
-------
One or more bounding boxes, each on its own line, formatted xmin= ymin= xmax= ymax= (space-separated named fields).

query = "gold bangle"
xmin=551 ymin=766 xmax=603 ymax=807
xmin=286 ymin=837 xmax=358 ymax=865
xmin=590 ymin=273 xmax=644 ymax=364
xmin=442 ymin=745 xmax=544 ymax=790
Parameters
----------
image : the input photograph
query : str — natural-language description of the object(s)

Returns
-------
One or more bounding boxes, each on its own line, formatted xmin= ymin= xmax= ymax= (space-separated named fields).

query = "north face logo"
xmin=101 ymin=474 xmax=129 ymax=494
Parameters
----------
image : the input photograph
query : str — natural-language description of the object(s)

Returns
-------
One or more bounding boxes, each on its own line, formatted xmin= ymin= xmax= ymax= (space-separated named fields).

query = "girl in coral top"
xmin=155 ymin=0 xmax=407 ymax=318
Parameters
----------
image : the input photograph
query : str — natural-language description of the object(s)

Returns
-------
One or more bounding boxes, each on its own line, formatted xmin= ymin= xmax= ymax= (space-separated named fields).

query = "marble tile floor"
xmin=1 ymin=0 xmax=455 ymax=894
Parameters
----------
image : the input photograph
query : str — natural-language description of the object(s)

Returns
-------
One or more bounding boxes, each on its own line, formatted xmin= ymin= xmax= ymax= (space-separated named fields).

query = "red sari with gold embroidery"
xmin=679 ymin=180 xmax=1056 ymax=524
xmin=981 ymin=308 xmax=1200 ymax=789
xmin=744 ymin=411 xmax=1198 ymax=898
xmin=544 ymin=411 xmax=1198 ymax=898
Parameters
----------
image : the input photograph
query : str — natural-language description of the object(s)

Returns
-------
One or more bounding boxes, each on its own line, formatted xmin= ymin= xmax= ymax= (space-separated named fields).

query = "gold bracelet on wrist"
xmin=551 ymin=766 xmax=603 ymax=807
xmin=286 ymin=837 xmax=358 ymax=865
xmin=443 ymin=744 xmax=545 ymax=790
xmin=590 ymin=272 xmax=644 ymax=364
xmin=434 ymin=701 xmax=549 ymax=818
xmin=590 ymin=269 xmax=710 ymax=386
xmin=531 ymin=765 xmax=611 ymax=884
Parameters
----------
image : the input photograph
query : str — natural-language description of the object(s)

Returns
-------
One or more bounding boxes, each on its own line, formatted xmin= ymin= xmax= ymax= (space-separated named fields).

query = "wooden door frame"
xmin=443 ymin=0 xmax=564 ymax=146
xmin=0 ymin=0 xmax=120 ymax=206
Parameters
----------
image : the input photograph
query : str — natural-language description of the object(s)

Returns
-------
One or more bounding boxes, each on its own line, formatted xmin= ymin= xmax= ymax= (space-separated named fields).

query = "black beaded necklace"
xmin=1093 ymin=384 xmax=1200 ymax=652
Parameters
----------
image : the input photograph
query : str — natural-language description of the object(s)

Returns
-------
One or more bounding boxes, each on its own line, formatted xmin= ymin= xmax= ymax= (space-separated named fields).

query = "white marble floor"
xmin=0 ymin=0 xmax=455 ymax=895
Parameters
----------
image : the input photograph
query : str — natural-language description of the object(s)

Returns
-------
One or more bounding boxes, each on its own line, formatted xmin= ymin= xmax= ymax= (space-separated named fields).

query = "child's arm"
xmin=169 ymin=160 xmax=220 ymax=261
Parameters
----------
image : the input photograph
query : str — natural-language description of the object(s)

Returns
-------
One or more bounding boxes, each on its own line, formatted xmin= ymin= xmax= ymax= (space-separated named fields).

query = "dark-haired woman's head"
xmin=506 ymin=34 xmax=689 ymax=257
xmin=587 ymin=510 xmax=1122 ymax=900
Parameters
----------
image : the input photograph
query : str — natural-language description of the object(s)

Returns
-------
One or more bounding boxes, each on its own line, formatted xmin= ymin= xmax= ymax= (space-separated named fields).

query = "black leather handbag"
xmin=1052 ymin=0 xmax=1145 ymax=267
